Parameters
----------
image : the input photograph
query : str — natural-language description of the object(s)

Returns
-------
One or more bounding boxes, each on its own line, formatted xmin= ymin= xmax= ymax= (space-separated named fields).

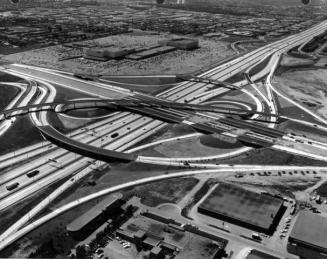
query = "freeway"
xmin=0 ymin=97 xmax=277 ymax=122
xmin=0 ymin=21 xmax=326 ymax=203
xmin=1 ymin=19 xmax=327 ymax=252
xmin=0 ymin=21 xmax=324 ymax=173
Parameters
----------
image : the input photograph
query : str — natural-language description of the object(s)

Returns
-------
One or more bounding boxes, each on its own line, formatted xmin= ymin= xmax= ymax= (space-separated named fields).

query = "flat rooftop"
xmin=67 ymin=193 xmax=122 ymax=232
xmin=246 ymin=250 xmax=281 ymax=259
xmin=198 ymin=183 xmax=283 ymax=230
xmin=289 ymin=211 xmax=327 ymax=251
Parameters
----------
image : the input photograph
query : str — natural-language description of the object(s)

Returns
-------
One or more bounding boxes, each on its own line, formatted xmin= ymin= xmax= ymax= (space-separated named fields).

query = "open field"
xmin=123 ymin=177 xmax=199 ymax=207
xmin=279 ymin=54 xmax=315 ymax=67
xmin=141 ymin=135 xmax=244 ymax=158
xmin=274 ymin=68 xmax=327 ymax=120
xmin=229 ymin=173 xmax=321 ymax=199
xmin=2 ymin=33 xmax=234 ymax=76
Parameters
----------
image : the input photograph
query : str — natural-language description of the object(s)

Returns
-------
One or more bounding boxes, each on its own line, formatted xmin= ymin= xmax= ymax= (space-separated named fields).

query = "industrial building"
xmin=159 ymin=38 xmax=199 ymax=50
xmin=198 ymin=183 xmax=284 ymax=234
xmin=288 ymin=211 xmax=327 ymax=259
xmin=66 ymin=193 xmax=124 ymax=241
xmin=116 ymin=215 xmax=227 ymax=259
xmin=84 ymin=47 xmax=135 ymax=61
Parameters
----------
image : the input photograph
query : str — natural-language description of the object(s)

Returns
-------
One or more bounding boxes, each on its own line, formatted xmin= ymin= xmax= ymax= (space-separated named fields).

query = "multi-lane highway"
xmin=1 ymin=19 xmax=327 ymax=252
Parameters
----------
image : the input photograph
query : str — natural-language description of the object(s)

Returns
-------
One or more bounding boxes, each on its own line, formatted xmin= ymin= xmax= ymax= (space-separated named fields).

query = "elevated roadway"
xmin=1 ymin=20 xmax=327 ymax=251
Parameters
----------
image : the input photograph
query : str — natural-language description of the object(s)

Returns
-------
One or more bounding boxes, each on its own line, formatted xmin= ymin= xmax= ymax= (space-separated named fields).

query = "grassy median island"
xmin=0 ymin=116 xmax=43 ymax=156
xmin=0 ymin=71 xmax=24 ymax=83
xmin=0 ymin=83 xmax=20 ymax=110
xmin=200 ymin=135 xmax=243 ymax=149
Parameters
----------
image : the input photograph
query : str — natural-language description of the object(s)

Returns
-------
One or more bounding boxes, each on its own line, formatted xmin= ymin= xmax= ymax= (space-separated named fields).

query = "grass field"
xmin=0 ymin=83 xmax=20 ymax=110
xmin=125 ymin=177 xmax=199 ymax=207
xmin=0 ymin=116 xmax=43 ymax=156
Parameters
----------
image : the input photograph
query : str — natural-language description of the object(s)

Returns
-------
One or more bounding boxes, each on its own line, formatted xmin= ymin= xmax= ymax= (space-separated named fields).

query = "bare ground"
xmin=274 ymin=68 xmax=327 ymax=120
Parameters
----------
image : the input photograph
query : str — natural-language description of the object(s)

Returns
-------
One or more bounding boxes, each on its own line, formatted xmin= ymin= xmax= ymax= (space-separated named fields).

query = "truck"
xmin=6 ymin=182 xmax=19 ymax=191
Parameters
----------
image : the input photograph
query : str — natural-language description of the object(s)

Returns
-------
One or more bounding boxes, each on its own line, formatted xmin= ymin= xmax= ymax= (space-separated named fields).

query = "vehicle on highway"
xmin=111 ymin=133 xmax=119 ymax=138
xmin=252 ymin=232 xmax=261 ymax=241
xmin=26 ymin=170 xmax=40 ymax=178
xmin=74 ymin=73 xmax=95 ymax=81
xmin=6 ymin=182 xmax=19 ymax=191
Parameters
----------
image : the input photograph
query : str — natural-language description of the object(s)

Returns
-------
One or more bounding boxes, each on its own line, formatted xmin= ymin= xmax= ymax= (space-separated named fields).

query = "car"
xmin=111 ymin=133 xmax=119 ymax=138
xmin=6 ymin=182 xmax=19 ymax=191
xmin=26 ymin=170 xmax=40 ymax=178
xmin=96 ymin=249 xmax=104 ymax=254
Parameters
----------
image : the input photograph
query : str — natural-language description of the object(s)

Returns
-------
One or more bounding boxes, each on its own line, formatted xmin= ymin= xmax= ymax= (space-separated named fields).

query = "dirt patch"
xmin=274 ymin=68 xmax=327 ymax=120
xmin=279 ymin=54 xmax=315 ymax=67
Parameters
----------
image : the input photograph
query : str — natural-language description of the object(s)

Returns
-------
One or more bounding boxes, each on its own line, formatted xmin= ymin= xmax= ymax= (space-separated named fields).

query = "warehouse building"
xmin=67 ymin=193 xmax=124 ymax=240
xmin=84 ymin=47 xmax=135 ymax=61
xmin=198 ymin=183 xmax=284 ymax=234
xmin=288 ymin=211 xmax=327 ymax=259
xmin=159 ymin=38 xmax=199 ymax=50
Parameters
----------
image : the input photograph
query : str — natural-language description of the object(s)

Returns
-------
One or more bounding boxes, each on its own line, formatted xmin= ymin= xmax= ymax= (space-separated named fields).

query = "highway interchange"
xmin=1 ymin=19 xmax=327 ymax=252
